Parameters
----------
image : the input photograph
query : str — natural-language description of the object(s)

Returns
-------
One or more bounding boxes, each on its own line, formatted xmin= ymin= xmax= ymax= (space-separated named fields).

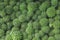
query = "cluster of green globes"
xmin=0 ymin=0 xmax=60 ymax=40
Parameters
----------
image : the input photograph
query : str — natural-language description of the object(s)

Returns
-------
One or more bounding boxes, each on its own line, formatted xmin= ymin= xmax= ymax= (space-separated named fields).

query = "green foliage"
xmin=40 ymin=12 xmax=47 ymax=18
xmin=10 ymin=31 xmax=22 ymax=40
xmin=21 ymin=22 xmax=27 ymax=32
xmin=33 ymin=21 xmax=39 ymax=30
xmin=39 ymin=18 xmax=49 ymax=26
xmin=5 ymin=34 xmax=13 ymax=40
xmin=39 ymin=1 xmax=50 ymax=11
xmin=35 ymin=33 xmax=40 ymax=38
xmin=0 ymin=29 xmax=4 ymax=37
xmin=9 ymin=0 xmax=16 ymax=6
xmin=49 ymin=18 xmax=54 ymax=27
xmin=32 ymin=37 xmax=40 ymax=40
xmin=26 ymin=21 xmax=33 ymax=35
xmin=13 ymin=5 xmax=19 ymax=11
xmin=10 ymin=12 xmax=16 ymax=20
xmin=32 ymin=33 xmax=40 ymax=40
xmin=55 ymin=34 xmax=60 ymax=40
xmin=39 ymin=31 xmax=44 ymax=37
xmin=0 ymin=36 xmax=5 ymax=40
xmin=52 ymin=29 xmax=60 ymax=34
xmin=1 ymin=23 xmax=7 ymax=30
xmin=0 ymin=10 xmax=6 ymax=17
xmin=41 ymin=26 xmax=50 ymax=33
xmin=6 ymin=30 xmax=11 ymax=35
xmin=15 ymin=11 xmax=21 ymax=17
xmin=52 ymin=20 xmax=60 ymax=28
xmin=18 ymin=15 xmax=26 ymax=22
xmin=27 ymin=2 xmax=37 ymax=12
xmin=46 ymin=7 xmax=56 ymax=17
xmin=28 ymin=34 xmax=33 ymax=40
xmin=0 ymin=18 xmax=4 ymax=24
xmin=0 ymin=0 xmax=60 ymax=40
xmin=56 ymin=9 xmax=60 ymax=14
xmin=51 ymin=0 xmax=58 ymax=7
xmin=5 ymin=5 xmax=13 ymax=14
xmin=0 ymin=2 xmax=5 ymax=10
xmin=11 ymin=27 xmax=19 ymax=32
xmin=49 ymin=28 xmax=60 ymax=36
xmin=54 ymin=15 xmax=60 ymax=20
xmin=35 ymin=10 xmax=41 ymax=15
xmin=20 ymin=2 xmax=26 ymax=11
xmin=26 ymin=0 xmax=33 ymax=3
xmin=2 ymin=16 xmax=10 ymax=22
xmin=13 ymin=18 xmax=20 ymax=26
xmin=27 ymin=11 xmax=33 ymax=21
xmin=42 ymin=35 xmax=48 ymax=40
xmin=48 ymin=36 xmax=55 ymax=40
xmin=6 ymin=22 xmax=13 ymax=30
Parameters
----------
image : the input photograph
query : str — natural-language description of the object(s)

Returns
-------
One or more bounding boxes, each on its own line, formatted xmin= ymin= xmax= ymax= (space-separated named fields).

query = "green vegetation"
xmin=0 ymin=0 xmax=60 ymax=40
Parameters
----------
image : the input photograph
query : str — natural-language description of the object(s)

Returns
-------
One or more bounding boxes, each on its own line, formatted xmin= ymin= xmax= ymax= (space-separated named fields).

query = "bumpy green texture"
xmin=46 ymin=7 xmax=56 ymax=17
xmin=0 ymin=0 xmax=60 ymax=40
